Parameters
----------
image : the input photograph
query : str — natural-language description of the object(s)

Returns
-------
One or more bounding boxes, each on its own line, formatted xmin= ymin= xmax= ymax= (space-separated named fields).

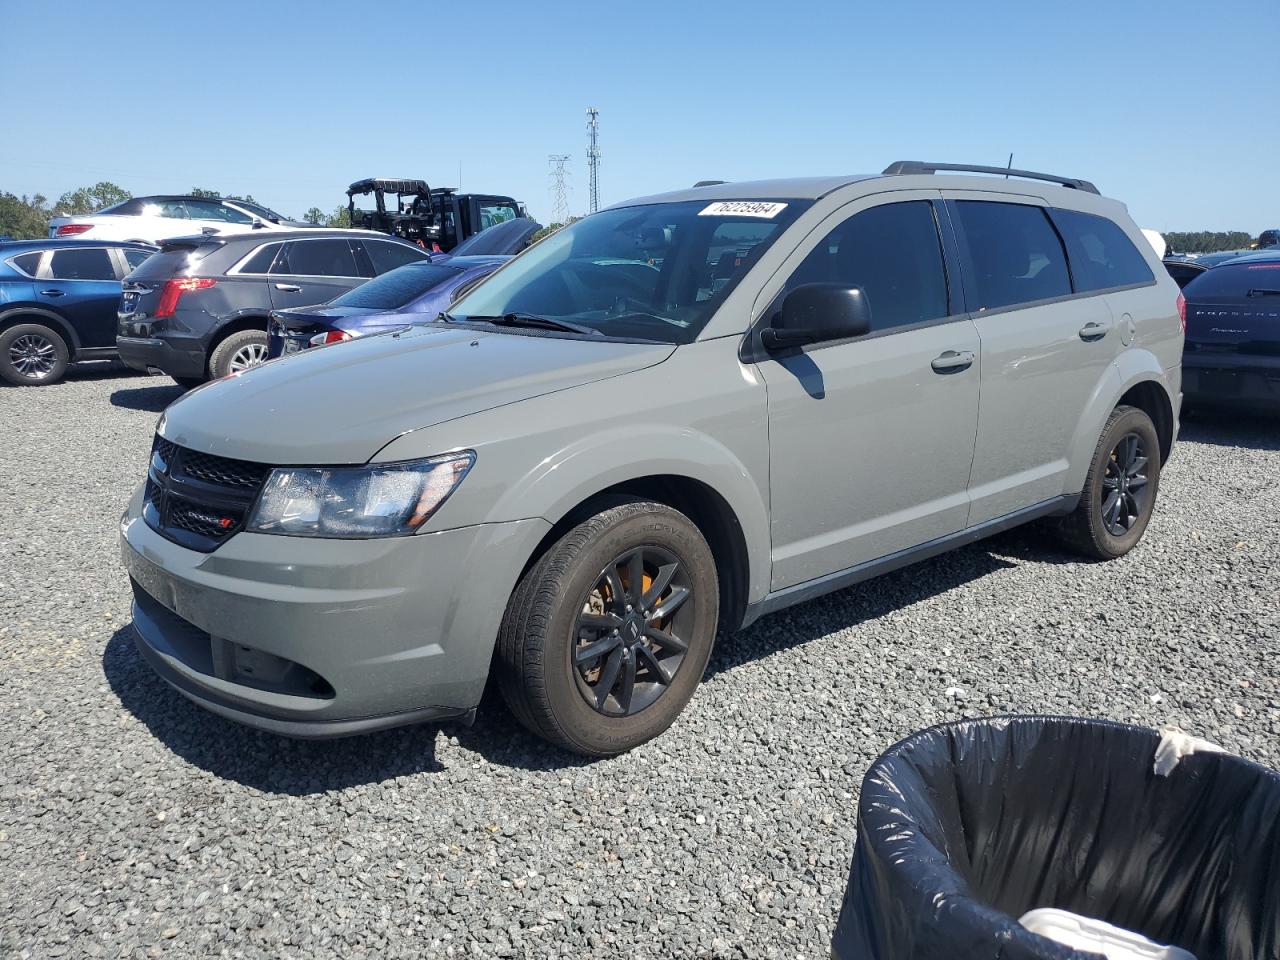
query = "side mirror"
xmin=761 ymin=283 xmax=872 ymax=350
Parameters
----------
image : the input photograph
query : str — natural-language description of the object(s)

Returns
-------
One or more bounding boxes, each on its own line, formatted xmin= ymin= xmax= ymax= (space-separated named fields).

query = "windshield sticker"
xmin=698 ymin=201 xmax=788 ymax=219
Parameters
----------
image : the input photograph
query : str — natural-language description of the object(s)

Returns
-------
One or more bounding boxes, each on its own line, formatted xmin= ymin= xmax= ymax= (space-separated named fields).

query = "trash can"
xmin=831 ymin=716 xmax=1280 ymax=960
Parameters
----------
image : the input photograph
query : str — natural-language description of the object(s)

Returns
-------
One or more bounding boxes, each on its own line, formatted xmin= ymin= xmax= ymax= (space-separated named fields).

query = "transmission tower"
xmin=586 ymin=107 xmax=601 ymax=213
xmin=548 ymin=154 xmax=571 ymax=225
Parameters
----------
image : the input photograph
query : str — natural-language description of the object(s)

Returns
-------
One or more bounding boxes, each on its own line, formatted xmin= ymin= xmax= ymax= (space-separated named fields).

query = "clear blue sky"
xmin=1 ymin=0 xmax=1275 ymax=232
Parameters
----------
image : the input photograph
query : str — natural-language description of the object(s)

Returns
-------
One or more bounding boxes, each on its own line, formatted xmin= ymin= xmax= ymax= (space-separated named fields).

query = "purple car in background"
xmin=266 ymin=217 xmax=540 ymax=358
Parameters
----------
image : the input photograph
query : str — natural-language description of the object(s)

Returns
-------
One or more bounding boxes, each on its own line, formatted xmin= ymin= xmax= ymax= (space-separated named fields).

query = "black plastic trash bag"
xmin=831 ymin=716 xmax=1280 ymax=960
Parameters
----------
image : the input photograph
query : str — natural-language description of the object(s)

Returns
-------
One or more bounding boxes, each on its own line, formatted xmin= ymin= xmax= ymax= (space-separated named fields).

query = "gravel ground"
xmin=1 ymin=365 xmax=1278 ymax=959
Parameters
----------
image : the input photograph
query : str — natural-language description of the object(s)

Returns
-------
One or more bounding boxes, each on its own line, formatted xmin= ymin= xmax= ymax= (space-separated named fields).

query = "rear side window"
xmin=1164 ymin=261 xmax=1205 ymax=290
xmin=274 ymin=240 xmax=360 ymax=277
xmin=48 ymin=247 xmax=115 ymax=280
xmin=123 ymin=249 xmax=153 ymax=271
xmin=953 ymin=201 xmax=1071 ymax=311
xmin=1183 ymin=260 xmax=1280 ymax=301
xmin=331 ymin=262 xmax=460 ymax=309
xmin=784 ymin=200 xmax=950 ymax=332
xmin=186 ymin=200 xmax=253 ymax=224
xmin=238 ymin=243 xmax=281 ymax=274
xmin=143 ymin=200 xmax=190 ymax=219
xmin=8 ymin=252 xmax=42 ymax=276
xmin=1051 ymin=209 xmax=1154 ymax=292
xmin=364 ymin=239 xmax=427 ymax=275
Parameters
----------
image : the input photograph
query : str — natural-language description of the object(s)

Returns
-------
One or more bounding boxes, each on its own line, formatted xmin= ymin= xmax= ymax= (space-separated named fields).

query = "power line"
xmin=586 ymin=107 xmax=600 ymax=214
xmin=548 ymin=155 xmax=571 ymax=225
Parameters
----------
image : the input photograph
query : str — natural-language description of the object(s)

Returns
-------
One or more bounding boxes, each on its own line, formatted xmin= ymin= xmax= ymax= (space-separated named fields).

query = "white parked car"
xmin=48 ymin=195 xmax=310 ymax=244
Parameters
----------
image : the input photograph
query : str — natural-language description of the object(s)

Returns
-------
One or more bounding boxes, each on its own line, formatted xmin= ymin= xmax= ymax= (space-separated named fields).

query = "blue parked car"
xmin=267 ymin=255 xmax=511 ymax=358
xmin=0 ymin=238 xmax=156 ymax=385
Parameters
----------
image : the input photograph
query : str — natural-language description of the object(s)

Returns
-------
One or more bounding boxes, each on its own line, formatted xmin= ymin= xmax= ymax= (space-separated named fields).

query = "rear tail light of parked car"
xmin=1176 ymin=292 xmax=1186 ymax=334
xmin=309 ymin=330 xmax=352 ymax=346
xmin=55 ymin=224 xmax=94 ymax=237
xmin=155 ymin=278 xmax=217 ymax=319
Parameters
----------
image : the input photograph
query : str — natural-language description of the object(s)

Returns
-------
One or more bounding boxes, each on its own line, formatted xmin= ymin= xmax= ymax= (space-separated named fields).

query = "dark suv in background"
xmin=117 ymin=230 xmax=428 ymax=385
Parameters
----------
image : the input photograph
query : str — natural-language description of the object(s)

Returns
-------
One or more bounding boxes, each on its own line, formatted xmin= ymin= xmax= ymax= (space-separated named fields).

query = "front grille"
xmin=143 ymin=435 xmax=271 ymax=552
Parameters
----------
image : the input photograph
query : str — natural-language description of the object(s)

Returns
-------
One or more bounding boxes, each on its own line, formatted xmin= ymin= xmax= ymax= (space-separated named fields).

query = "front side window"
xmin=48 ymin=247 xmax=115 ymax=281
xmin=783 ymin=201 xmax=949 ymax=332
xmin=953 ymin=201 xmax=1071 ymax=311
xmin=331 ymin=263 xmax=461 ymax=310
xmin=274 ymin=239 xmax=359 ymax=278
xmin=450 ymin=199 xmax=810 ymax=343
xmin=478 ymin=202 xmax=518 ymax=231
xmin=364 ymin=239 xmax=427 ymax=275
xmin=185 ymin=200 xmax=253 ymax=224
xmin=1050 ymin=209 xmax=1154 ymax=292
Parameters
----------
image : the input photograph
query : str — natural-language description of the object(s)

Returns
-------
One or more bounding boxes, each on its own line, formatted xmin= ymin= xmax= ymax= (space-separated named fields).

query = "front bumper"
xmin=116 ymin=335 xmax=207 ymax=379
xmin=1183 ymin=353 xmax=1280 ymax=411
xmin=120 ymin=484 xmax=551 ymax=737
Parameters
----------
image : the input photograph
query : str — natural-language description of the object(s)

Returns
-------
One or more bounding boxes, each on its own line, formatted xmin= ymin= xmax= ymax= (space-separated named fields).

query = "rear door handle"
xmin=1078 ymin=320 xmax=1112 ymax=341
xmin=39 ymin=289 xmax=65 ymax=297
xmin=931 ymin=350 xmax=975 ymax=373
xmin=274 ymin=283 xmax=302 ymax=293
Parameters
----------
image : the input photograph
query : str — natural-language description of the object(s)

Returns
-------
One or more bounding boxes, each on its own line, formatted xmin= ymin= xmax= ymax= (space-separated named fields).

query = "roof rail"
xmin=882 ymin=161 xmax=1100 ymax=195
xmin=692 ymin=180 xmax=726 ymax=188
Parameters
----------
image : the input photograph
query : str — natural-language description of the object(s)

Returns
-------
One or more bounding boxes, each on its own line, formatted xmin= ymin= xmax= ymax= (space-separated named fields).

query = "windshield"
xmin=232 ymin=199 xmax=287 ymax=222
xmin=448 ymin=198 xmax=810 ymax=343
xmin=330 ymin=262 xmax=461 ymax=310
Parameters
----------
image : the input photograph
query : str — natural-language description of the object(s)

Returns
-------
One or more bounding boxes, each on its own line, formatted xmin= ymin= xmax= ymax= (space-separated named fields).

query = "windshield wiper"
xmin=466 ymin=313 xmax=602 ymax=336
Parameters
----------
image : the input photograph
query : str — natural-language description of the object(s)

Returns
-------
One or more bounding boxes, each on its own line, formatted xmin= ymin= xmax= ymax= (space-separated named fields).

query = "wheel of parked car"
xmin=0 ymin=323 xmax=70 ymax=386
xmin=209 ymin=330 xmax=269 ymax=380
xmin=496 ymin=500 xmax=720 ymax=756
xmin=1058 ymin=405 xmax=1162 ymax=560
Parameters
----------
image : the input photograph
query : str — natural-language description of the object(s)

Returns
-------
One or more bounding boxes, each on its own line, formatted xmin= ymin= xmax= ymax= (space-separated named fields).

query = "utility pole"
xmin=586 ymin=107 xmax=600 ymax=214
xmin=548 ymin=155 xmax=571 ymax=225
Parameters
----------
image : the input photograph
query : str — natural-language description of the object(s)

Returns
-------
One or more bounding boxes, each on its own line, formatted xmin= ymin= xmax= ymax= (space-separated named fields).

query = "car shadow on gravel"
xmin=109 ymin=381 xmax=184 ymax=413
xmin=103 ymin=627 xmax=448 ymax=793
xmin=1179 ymin=410 xmax=1279 ymax=451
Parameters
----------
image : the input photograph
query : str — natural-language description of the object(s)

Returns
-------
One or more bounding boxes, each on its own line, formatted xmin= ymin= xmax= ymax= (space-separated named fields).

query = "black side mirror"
xmin=761 ymin=283 xmax=871 ymax=350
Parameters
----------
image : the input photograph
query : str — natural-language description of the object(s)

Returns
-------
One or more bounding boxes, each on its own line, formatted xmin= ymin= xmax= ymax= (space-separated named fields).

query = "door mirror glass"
xmin=762 ymin=283 xmax=871 ymax=350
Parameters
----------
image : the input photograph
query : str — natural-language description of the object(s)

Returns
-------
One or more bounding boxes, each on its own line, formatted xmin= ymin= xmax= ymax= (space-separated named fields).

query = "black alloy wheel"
xmin=572 ymin=545 xmax=693 ymax=717
xmin=1099 ymin=431 xmax=1150 ymax=536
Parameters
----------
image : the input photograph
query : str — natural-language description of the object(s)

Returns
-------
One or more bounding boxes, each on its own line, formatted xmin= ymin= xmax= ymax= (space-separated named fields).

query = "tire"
xmin=0 ymin=323 xmax=70 ymax=386
xmin=208 ymin=329 xmax=268 ymax=380
xmin=496 ymin=500 xmax=720 ymax=757
xmin=171 ymin=376 xmax=205 ymax=390
xmin=1058 ymin=405 xmax=1162 ymax=560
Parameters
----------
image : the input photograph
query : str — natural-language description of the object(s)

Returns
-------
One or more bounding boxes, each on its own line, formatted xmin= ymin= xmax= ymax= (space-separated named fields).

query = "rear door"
xmin=38 ymin=246 xmax=121 ymax=347
xmin=943 ymin=194 xmax=1119 ymax=524
xmin=266 ymin=238 xmax=366 ymax=310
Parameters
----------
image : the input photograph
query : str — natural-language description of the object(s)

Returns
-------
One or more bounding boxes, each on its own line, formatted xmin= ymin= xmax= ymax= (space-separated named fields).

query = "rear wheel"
xmin=0 ymin=323 xmax=69 ymax=386
xmin=496 ymin=501 xmax=719 ymax=756
xmin=208 ymin=329 xmax=268 ymax=380
xmin=1058 ymin=405 xmax=1161 ymax=560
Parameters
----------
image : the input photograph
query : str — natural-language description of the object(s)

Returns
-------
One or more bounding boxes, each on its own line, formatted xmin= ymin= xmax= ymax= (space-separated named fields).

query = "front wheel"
xmin=1058 ymin=405 xmax=1162 ymax=560
xmin=496 ymin=501 xmax=719 ymax=756
xmin=0 ymin=323 xmax=69 ymax=386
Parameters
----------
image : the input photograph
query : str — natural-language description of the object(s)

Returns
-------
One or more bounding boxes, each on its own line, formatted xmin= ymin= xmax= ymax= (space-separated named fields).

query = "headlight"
xmin=246 ymin=451 xmax=474 ymax=538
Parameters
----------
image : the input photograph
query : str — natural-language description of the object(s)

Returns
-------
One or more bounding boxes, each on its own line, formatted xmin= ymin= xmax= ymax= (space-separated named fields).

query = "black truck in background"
xmin=346 ymin=178 xmax=526 ymax=252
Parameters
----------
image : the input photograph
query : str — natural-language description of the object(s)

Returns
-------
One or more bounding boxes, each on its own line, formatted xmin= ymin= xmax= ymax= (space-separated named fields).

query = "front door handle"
xmin=931 ymin=350 xmax=975 ymax=374
xmin=39 ymin=289 xmax=65 ymax=297
xmin=274 ymin=283 xmax=302 ymax=293
xmin=1078 ymin=320 xmax=1112 ymax=341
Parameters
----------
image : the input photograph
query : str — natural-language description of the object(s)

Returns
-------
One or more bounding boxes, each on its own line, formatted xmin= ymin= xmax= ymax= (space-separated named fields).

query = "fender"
xmin=0 ymin=304 xmax=82 ymax=353
xmin=206 ymin=311 xmax=270 ymax=348
xmin=1063 ymin=348 xmax=1170 ymax=493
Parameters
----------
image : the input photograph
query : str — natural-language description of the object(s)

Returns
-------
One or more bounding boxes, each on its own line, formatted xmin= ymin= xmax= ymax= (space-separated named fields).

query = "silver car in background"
xmin=120 ymin=161 xmax=1183 ymax=755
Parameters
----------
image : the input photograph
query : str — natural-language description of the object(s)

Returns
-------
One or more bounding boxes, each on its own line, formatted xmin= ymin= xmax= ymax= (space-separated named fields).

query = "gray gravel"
xmin=2 ymin=366 xmax=1278 ymax=959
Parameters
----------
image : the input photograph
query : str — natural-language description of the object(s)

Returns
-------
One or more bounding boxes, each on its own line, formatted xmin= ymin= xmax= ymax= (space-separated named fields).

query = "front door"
xmin=756 ymin=194 xmax=982 ymax=590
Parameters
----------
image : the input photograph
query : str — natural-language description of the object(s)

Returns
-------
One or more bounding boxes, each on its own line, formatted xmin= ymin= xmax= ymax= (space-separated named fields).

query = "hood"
xmin=162 ymin=324 xmax=674 ymax=464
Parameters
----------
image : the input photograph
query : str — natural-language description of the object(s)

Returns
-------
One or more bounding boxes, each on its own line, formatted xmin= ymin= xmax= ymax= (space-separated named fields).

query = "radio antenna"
xmin=1005 ymin=153 xmax=1014 ymax=178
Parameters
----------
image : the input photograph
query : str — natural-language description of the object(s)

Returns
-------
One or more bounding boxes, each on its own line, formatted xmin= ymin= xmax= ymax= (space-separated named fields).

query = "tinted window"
xmin=478 ymin=201 xmax=519 ymax=231
xmin=954 ymin=201 xmax=1071 ymax=311
xmin=275 ymin=239 xmax=359 ymax=277
xmin=100 ymin=199 xmax=142 ymax=216
xmin=48 ymin=247 xmax=115 ymax=281
xmin=1163 ymin=261 xmax=1206 ymax=290
xmin=1183 ymin=260 xmax=1280 ymax=301
xmin=364 ymin=240 xmax=426 ymax=275
xmin=185 ymin=200 xmax=252 ymax=224
xmin=142 ymin=200 xmax=189 ymax=219
xmin=784 ymin=201 xmax=949 ymax=332
xmin=123 ymin=249 xmax=153 ymax=271
xmin=332 ymin=263 xmax=461 ymax=310
xmin=8 ymin=252 xmax=42 ymax=276
xmin=1051 ymin=209 xmax=1154 ymax=292
xmin=239 ymin=243 xmax=281 ymax=274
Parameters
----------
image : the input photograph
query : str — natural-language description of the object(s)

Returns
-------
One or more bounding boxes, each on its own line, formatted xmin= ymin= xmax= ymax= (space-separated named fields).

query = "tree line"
xmin=0 ymin=182 xmax=350 ymax=239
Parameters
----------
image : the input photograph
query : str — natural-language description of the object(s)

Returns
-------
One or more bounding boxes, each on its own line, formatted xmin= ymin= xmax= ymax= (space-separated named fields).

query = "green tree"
xmin=0 ymin=192 xmax=51 ymax=239
xmin=1164 ymin=230 xmax=1255 ymax=255
xmin=189 ymin=187 xmax=220 ymax=198
xmin=325 ymin=205 xmax=351 ymax=228
xmin=53 ymin=181 xmax=131 ymax=216
xmin=303 ymin=207 xmax=326 ymax=225
xmin=530 ymin=216 xmax=579 ymax=243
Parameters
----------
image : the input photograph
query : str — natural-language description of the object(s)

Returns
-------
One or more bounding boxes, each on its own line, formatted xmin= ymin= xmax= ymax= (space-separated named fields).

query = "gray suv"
xmin=120 ymin=162 xmax=1183 ymax=756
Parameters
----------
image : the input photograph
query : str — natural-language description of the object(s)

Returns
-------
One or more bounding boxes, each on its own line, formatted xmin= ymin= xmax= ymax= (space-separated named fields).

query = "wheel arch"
xmin=1116 ymin=379 xmax=1175 ymax=466
xmin=208 ymin=312 xmax=270 ymax=351
xmin=0 ymin=306 xmax=81 ymax=354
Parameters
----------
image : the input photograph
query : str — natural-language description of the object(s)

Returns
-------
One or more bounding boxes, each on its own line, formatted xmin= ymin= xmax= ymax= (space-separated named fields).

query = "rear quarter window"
xmin=7 ymin=251 xmax=42 ymax=276
xmin=1050 ymin=209 xmax=1154 ymax=292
